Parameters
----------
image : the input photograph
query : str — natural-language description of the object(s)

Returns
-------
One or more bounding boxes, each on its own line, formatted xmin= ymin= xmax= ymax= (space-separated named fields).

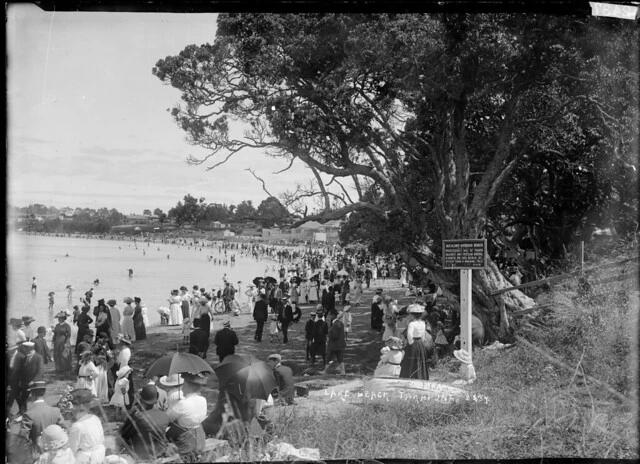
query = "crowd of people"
xmin=7 ymin=242 xmax=486 ymax=464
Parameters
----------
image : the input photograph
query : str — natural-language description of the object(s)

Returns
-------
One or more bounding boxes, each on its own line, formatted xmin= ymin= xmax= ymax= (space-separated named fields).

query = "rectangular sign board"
xmin=442 ymin=239 xmax=487 ymax=269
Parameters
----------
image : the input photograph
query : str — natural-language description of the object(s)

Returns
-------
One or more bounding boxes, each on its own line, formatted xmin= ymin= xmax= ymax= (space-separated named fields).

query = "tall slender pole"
xmin=460 ymin=269 xmax=473 ymax=360
xmin=581 ymin=240 xmax=584 ymax=273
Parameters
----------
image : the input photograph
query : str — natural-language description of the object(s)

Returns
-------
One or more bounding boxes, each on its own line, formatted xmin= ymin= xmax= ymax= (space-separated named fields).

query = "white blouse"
xmin=406 ymin=319 xmax=427 ymax=345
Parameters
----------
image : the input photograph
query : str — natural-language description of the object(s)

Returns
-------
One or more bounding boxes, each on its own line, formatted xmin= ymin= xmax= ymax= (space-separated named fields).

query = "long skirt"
xmin=54 ymin=343 xmax=73 ymax=373
xmin=134 ymin=321 xmax=146 ymax=341
xmin=166 ymin=423 xmax=205 ymax=457
xmin=399 ymin=340 xmax=429 ymax=380
xmin=121 ymin=316 xmax=136 ymax=341
xmin=95 ymin=365 xmax=109 ymax=403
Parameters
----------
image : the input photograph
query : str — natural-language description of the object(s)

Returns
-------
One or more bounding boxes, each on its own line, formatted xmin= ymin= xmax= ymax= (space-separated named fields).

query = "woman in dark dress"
xmin=75 ymin=305 xmax=93 ymax=352
xmin=133 ymin=297 xmax=147 ymax=341
xmin=53 ymin=312 xmax=73 ymax=373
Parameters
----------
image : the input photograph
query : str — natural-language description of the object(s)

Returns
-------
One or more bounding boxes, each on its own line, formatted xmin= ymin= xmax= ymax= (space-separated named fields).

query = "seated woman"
xmin=165 ymin=373 xmax=208 ymax=460
xmin=373 ymin=337 xmax=404 ymax=378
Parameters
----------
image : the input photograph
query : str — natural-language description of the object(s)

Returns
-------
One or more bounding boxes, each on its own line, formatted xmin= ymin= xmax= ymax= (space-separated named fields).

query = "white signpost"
xmin=442 ymin=239 xmax=487 ymax=361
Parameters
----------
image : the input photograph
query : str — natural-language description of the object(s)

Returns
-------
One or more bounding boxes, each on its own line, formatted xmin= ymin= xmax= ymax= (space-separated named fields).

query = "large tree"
xmin=153 ymin=13 xmax=638 ymax=339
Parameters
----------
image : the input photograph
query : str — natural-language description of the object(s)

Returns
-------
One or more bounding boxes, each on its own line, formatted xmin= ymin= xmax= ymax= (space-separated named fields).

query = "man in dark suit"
xmin=280 ymin=294 xmax=294 ymax=344
xmin=213 ymin=320 xmax=239 ymax=362
xmin=267 ymin=354 xmax=295 ymax=405
xmin=311 ymin=307 xmax=329 ymax=370
xmin=119 ymin=385 xmax=170 ymax=460
xmin=17 ymin=341 xmax=44 ymax=414
xmin=6 ymin=343 xmax=26 ymax=418
xmin=20 ymin=381 xmax=64 ymax=452
xmin=304 ymin=313 xmax=317 ymax=360
xmin=252 ymin=292 xmax=269 ymax=342
xmin=188 ymin=318 xmax=209 ymax=359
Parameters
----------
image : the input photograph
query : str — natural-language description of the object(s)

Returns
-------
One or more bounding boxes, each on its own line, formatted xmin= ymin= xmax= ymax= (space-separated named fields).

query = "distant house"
xmin=123 ymin=214 xmax=159 ymax=225
xmin=241 ymin=227 xmax=262 ymax=237
xmin=209 ymin=229 xmax=235 ymax=239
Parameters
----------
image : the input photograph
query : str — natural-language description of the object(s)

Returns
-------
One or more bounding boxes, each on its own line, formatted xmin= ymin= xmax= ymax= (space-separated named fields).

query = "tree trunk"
xmin=403 ymin=244 xmax=534 ymax=343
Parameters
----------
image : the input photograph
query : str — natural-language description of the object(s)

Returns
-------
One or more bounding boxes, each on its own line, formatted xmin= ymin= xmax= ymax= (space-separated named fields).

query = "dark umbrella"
xmin=263 ymin=276 xmax=277 ymax=285
xmin=145 ymin=352 xmax=214 ymax=379
xmin=290 ymin=276 xmax=302 ymax=285
xmin=252 ymin=277 xmax=265 ymax=286
xmin=214 ymin=354 xmax=276 ymax=401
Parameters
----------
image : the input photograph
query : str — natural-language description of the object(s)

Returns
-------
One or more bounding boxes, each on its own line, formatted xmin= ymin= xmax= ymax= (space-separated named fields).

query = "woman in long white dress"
xmin=168 ymin=290 xmax=183 ymax=326
xmin=308 ymin=280 xmax=319 ymax=303
xmin=121 ymin=298 xmax=136 ymax=341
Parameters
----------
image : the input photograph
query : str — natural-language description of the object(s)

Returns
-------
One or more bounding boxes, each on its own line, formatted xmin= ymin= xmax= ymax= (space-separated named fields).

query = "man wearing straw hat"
xmin=119 ymin=384 xmax=170 ymax=460
xmin=213 ymin=320 xmax=238 ymax=362
xmin=15 ymin=341 xmax=44 ymax=415
xmin=21 ymin=316 xmax=36 ymax=341
xmin=20 ymin=380 xmax=64 ymax=452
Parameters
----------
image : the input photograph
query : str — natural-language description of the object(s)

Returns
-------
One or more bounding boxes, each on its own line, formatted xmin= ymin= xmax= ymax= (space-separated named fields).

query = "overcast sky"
xmin=7 ymin=5 xmax=311 ymax=215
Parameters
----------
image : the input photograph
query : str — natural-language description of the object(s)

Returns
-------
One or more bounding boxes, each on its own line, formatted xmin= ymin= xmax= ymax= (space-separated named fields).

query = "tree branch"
xmin=245 ymin=168 xmax=275 ymax=198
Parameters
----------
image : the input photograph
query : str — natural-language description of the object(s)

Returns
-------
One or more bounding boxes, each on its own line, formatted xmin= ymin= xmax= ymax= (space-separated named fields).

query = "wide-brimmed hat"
xmin=22 ymin=316 xmax=36 ymax=324
xmin=98 ymin=298 xmax=105 ymax=304
xmin=138 ymin=385 xmax=159 ymax=405
xmin=268 ymin=353 xmax=281 ymax=363
xmin=55 ymin=311 xmax=68 ymax=319
xmin=48 ymin=292 xmax=55 ymax=296
xmin=22 ymin=341 xmax=35 ymax=348
xmin=27 ymin=380 xmax=47 ymax=392
xmin=107 ymin=299 xmax=117 ymax=306
xmin=70 ymin=388 xmax=93 ymax=405
xmin=41 ymin=425 xmax=68 ymax=451
xmin=222 ymin=320 xmax=231 ymax=328
xmin=84 ymin=329 xmax=95 ymax=337
xmin=386 ymin=336 xmax=403 ymax=350
xmin=181 ymin=372 xmax=208 ymax=385
xmin=454 ymin=349 xmax=472 ymax=364
xmin=315 ymin=304 xmax=323 ymax=311
xmin=123 ymin=297 xmax=133 ymax=304
xmin=117 ymin=365 xmax=133 ymax=379
xmin=159 ymin=374 xmax=183 ymax=387
xmin=117 ymin=335 xmax=132 ymax=345
xmin=407 ymin=304 xmax=425 ymax=314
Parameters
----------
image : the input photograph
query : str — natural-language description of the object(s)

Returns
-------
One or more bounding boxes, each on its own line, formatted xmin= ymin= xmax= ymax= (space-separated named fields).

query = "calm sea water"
xmin=6 ymin=233 xmax=280 ymax=328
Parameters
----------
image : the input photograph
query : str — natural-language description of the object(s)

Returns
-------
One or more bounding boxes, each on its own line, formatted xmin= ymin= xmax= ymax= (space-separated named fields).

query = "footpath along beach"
xmin=29 ymin=277 xmax=434 ymax=451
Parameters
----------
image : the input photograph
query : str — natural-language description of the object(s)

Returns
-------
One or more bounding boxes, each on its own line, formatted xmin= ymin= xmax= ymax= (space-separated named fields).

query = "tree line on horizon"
xmin=10 ymin=194 xmax=292 ymax=234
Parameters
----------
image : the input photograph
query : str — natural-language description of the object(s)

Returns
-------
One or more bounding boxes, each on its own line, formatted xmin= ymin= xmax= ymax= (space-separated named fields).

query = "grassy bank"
xmin=257 ymin=250 xmax=639 ymax=460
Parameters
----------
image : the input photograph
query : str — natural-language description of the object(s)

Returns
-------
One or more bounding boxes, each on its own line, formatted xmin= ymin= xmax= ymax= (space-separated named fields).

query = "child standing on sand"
xmin=269 ymin=314 xmax=280 ymax=343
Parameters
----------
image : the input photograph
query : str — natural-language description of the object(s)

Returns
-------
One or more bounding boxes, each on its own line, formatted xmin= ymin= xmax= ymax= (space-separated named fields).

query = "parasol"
xmin=290 ymin=276 xmax=302 ymax=285
xmin=252 ymin=277 xmax=265 ymax=286
xmin=145 ymin=352 xmax=214 ymax=379
xmin=214 ymin=354 xmax=276 ymax=401
xmin=336 ymin=270 xmax=349 ymax=277
xmin=263 ymin=276 xmax=277 ymax=285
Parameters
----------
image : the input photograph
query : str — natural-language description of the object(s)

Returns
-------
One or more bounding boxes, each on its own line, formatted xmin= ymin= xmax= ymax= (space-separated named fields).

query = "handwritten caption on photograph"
xmin=321 ymin=388 xmax=489 ymax=404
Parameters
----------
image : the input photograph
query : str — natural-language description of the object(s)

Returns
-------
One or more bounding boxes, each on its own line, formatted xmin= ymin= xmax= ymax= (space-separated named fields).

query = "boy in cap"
xmin=267 ymin=354 xmax=295 ymax=405
xmin=33 ymin=326 xmax=52 ymax=364
xmin=119 ymin=384 xmax=170 ymax=460
xmin=20 ymin=381 xmax=64 ymax=451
